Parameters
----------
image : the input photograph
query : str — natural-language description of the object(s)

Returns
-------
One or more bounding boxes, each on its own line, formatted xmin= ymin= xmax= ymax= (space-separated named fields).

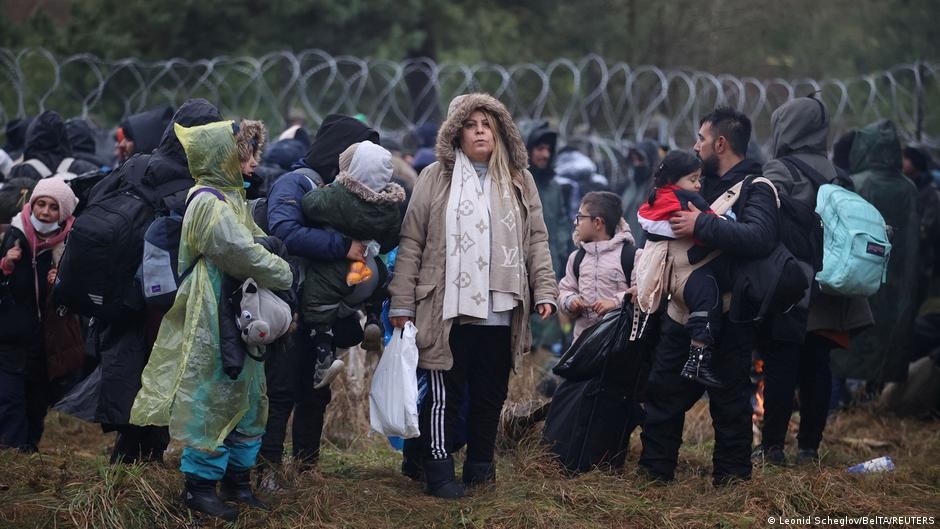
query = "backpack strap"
xmin=294 ymin=167 xmax=324 ymax=189
xmin=749 ymin=176 xmax=780 ymax=208
xmin=185 ymin=187 xmax=226 ymax=209
xmin=572 ymin=247 xmax=587 ymax=280
xmin=56 ymin=157 xmax=75 ymax=174
xmin=780 ymin=155 xmax=828 ymax=188
xmin=781 ymin=155 xmax=855 ymax=191
xmin=620 ymin=242 xmax=637 ymax=281
xmin=23 ymin=159 xmax=52 ymax=178
xmin=573 ymin=242 xmax=637 ymax=281
xmin=178 ymin=188 xmax=226 ymax=279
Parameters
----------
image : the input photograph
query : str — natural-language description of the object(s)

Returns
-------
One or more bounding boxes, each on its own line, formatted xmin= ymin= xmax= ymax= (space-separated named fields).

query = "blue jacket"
xmin=266 ymin=161 xmax=348 ymax=261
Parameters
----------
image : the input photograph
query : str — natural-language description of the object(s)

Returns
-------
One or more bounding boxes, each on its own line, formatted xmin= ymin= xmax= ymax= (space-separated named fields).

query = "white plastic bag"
xmin=369 ymin=321 xmax=420 ymax=438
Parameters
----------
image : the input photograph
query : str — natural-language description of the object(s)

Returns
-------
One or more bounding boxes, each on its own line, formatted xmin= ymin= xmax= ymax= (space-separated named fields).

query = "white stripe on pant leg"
xmin=431 ymin=371 xmax=447 ymax=459
xmin=431 ymin=370 xmax=447 ymax=460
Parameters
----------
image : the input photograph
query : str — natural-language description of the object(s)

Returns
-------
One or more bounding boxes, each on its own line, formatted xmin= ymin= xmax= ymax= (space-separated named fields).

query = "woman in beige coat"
xmin=389 ymin=93 xmax=558 ymax=498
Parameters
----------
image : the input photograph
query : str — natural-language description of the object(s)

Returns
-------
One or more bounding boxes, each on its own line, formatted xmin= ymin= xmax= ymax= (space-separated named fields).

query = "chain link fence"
xmin=2 ymin=48 xmax=937 ymax=185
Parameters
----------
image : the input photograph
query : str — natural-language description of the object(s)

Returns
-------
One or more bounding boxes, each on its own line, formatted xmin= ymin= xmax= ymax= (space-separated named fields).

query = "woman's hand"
xmin=390 ymin=316 xmax=413 ymax=328
xmin=5 ymin=240 xmax=22 ymax=263
xmin=536 ymin=303 xmax=554 ymax=320
xmin=47 ymin=267 xmax=57 ymax=286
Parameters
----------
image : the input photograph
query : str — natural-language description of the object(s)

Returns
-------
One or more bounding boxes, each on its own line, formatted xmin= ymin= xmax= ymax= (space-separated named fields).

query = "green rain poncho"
xmin=130 ymin=120 xmax=292 ymax=451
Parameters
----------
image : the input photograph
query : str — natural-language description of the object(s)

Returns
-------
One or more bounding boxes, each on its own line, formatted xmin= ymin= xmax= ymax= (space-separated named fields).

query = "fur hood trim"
xmin=336 ymin=173 xmax=407 ymax=205
xmin=435 ymin=93 xmax=529 ymax=179
xmin=236 ymin=120 xmax=267 ymax=162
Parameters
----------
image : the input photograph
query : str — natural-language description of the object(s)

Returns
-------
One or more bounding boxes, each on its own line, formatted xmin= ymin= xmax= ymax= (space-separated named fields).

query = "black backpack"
xmin=728 ymin=176 xmax=811 ymax=322
xmin=572 ymin=241 xmax=637 ymax=281
xmin=54 ymin=154 xmax=192 ymax=321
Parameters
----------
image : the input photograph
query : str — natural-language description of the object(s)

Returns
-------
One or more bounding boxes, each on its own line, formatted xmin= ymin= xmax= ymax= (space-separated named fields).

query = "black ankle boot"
xmin=684 ymin=345 xmax=724 ymax=388
xmin=401 ymin=438 xmax=424 ymax=481
xmin=183 ymin=475 xmax=239 ymax=522
xmin=423 ymin=457 xmax=465 ymax=499
xmin=220 ymin=467 xmax=270 ymax=511
xmin=462 ymin=460 xmax=496 ymax=487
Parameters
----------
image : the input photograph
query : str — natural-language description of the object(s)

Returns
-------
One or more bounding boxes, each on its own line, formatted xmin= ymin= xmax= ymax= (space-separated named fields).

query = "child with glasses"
xmin=558 ymin=191 xmax=635 ymax=341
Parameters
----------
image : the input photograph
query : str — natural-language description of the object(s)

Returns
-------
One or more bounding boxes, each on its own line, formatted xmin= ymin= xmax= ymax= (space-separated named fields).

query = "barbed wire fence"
xmin=1 ymin=48 xmax=937 ymax=189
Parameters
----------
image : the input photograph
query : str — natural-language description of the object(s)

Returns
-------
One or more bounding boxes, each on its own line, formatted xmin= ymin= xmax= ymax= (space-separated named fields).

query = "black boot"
xmin=183 ymin=475 xmax=239 ymax=522
xmin=462 ymin=460 xmax=496 ymax=487
xmin=401 ymin=438 xmax=424 ymax=481
xmin=220 ymin=467 xmax=270 ymax=511
xmin=682 ymin=345 xmax=724 ymax=388
xmin=423 ymin=457 xmax=465 ymax=499
xmin=109 ymin=430 xmax=141 ymax=465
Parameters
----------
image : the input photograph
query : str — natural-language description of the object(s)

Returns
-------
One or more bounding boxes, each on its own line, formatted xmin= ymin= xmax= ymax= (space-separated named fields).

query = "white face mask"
xmin=30 ymin=213 xmax=60 ymax=235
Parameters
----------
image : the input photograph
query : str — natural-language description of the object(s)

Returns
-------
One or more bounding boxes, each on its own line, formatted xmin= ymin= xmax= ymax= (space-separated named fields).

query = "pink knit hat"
xmin=30 ymin=177 xmax=79 ymax=220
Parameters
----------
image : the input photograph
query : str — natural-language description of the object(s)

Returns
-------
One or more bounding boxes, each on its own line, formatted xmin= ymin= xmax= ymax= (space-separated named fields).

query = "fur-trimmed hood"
xmin=336 ymin=173 xmax=406 ymax=205
xmin=435 ymin=93 xmax=529 ymax=180
xmin=236 ymin=120 xmax=267 ymax=163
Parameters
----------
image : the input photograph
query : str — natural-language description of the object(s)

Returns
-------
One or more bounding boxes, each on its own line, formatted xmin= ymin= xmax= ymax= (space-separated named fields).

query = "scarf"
xmin=444 ymin=148 xmax=524 ymax=321
xmin=12 ymin=204 xmax=74 ymax=319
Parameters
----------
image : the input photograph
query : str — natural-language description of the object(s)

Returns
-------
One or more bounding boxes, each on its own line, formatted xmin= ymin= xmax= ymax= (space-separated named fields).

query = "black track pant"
xmin=420 ymin=324 xmax=512 ymax=464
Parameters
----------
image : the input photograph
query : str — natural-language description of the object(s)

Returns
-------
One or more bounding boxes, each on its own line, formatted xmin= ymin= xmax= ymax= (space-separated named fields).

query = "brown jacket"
xmin=388 ymin=93 xmax=558 ymax=370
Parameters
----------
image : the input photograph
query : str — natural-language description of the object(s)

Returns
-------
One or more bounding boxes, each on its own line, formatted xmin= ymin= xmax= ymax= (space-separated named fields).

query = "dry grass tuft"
xmin=2 ymin=350 xmax=938 ymax=528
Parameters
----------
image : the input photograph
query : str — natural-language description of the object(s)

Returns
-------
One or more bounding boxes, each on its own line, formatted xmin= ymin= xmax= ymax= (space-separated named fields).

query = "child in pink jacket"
xmin=558 ymin=191 xmax=634 ymax=341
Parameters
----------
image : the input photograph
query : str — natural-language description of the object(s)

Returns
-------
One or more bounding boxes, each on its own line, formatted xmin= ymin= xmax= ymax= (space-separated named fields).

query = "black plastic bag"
xmin=553 ymin=301 xmax=631 ymax=381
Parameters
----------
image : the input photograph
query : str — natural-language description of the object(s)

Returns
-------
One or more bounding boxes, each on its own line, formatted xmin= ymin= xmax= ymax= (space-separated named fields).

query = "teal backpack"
xmin=814 ymin=183 xmax=891 ymax=296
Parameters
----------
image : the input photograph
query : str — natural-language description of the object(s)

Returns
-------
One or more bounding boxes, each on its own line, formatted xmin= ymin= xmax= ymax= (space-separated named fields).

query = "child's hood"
xmin=335 ymin=140 xmax=406 ymax=205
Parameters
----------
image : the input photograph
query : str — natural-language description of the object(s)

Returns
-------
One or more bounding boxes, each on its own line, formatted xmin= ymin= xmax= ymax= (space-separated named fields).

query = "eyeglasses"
xmin=574 ymin=214 xmax=595 ymax=224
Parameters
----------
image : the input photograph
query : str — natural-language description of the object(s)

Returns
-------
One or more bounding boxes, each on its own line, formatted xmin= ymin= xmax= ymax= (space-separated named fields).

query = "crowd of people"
xmin=0 ymin=91 xmax=938 ymax=522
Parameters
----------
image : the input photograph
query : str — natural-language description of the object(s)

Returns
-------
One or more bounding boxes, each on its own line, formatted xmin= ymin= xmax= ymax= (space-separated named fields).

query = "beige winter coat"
xmin=388 ymin=93 xmax=559 ymax=370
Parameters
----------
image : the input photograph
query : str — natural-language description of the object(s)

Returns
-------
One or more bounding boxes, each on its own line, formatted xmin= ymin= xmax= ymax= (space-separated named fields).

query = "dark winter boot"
xmin=220 ymin=467 xmax=270 ymax=511
xmin=423 ymin=457 xmax=465 ymax=499
xmin=462 ymin=460 xmax=496 ymax=487
xmin=401 ymin=438 xmax=424 ymax=481
xmin=109 ymin=431 xmax=142 ymax=465
xmin=183 ymin=475 xmax=239 ymax=522
xmin=681 ymin=345 xmax=724 ymax=388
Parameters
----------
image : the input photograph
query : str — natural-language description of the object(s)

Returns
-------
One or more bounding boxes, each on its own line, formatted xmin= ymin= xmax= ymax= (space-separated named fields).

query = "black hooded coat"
xmin=7 ymin=111 xmax=97 ymax=181
xmin=303 ymin=115 xmax=379 ymax=184
xmin=58 ymin=99 xmax=223 ymax=427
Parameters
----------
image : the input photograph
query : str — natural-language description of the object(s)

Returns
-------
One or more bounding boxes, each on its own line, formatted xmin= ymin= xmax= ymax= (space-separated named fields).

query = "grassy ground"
xmin=1 ymin=349 xmax=938 ymax=528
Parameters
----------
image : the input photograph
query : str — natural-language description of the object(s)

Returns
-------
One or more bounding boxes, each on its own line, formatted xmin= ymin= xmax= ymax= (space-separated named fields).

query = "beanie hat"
xmin=30 ymin=176 xmax=79 ymax=220
xmin=340 ymin=140 xmax=393 ymax=192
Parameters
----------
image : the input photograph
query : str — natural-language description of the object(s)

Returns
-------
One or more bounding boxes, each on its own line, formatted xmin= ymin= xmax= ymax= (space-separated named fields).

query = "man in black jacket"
xmin=639 ymin=107 xmax=778 ymax=486
xmin=70 ymin=99 xmax=223 ymax=465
